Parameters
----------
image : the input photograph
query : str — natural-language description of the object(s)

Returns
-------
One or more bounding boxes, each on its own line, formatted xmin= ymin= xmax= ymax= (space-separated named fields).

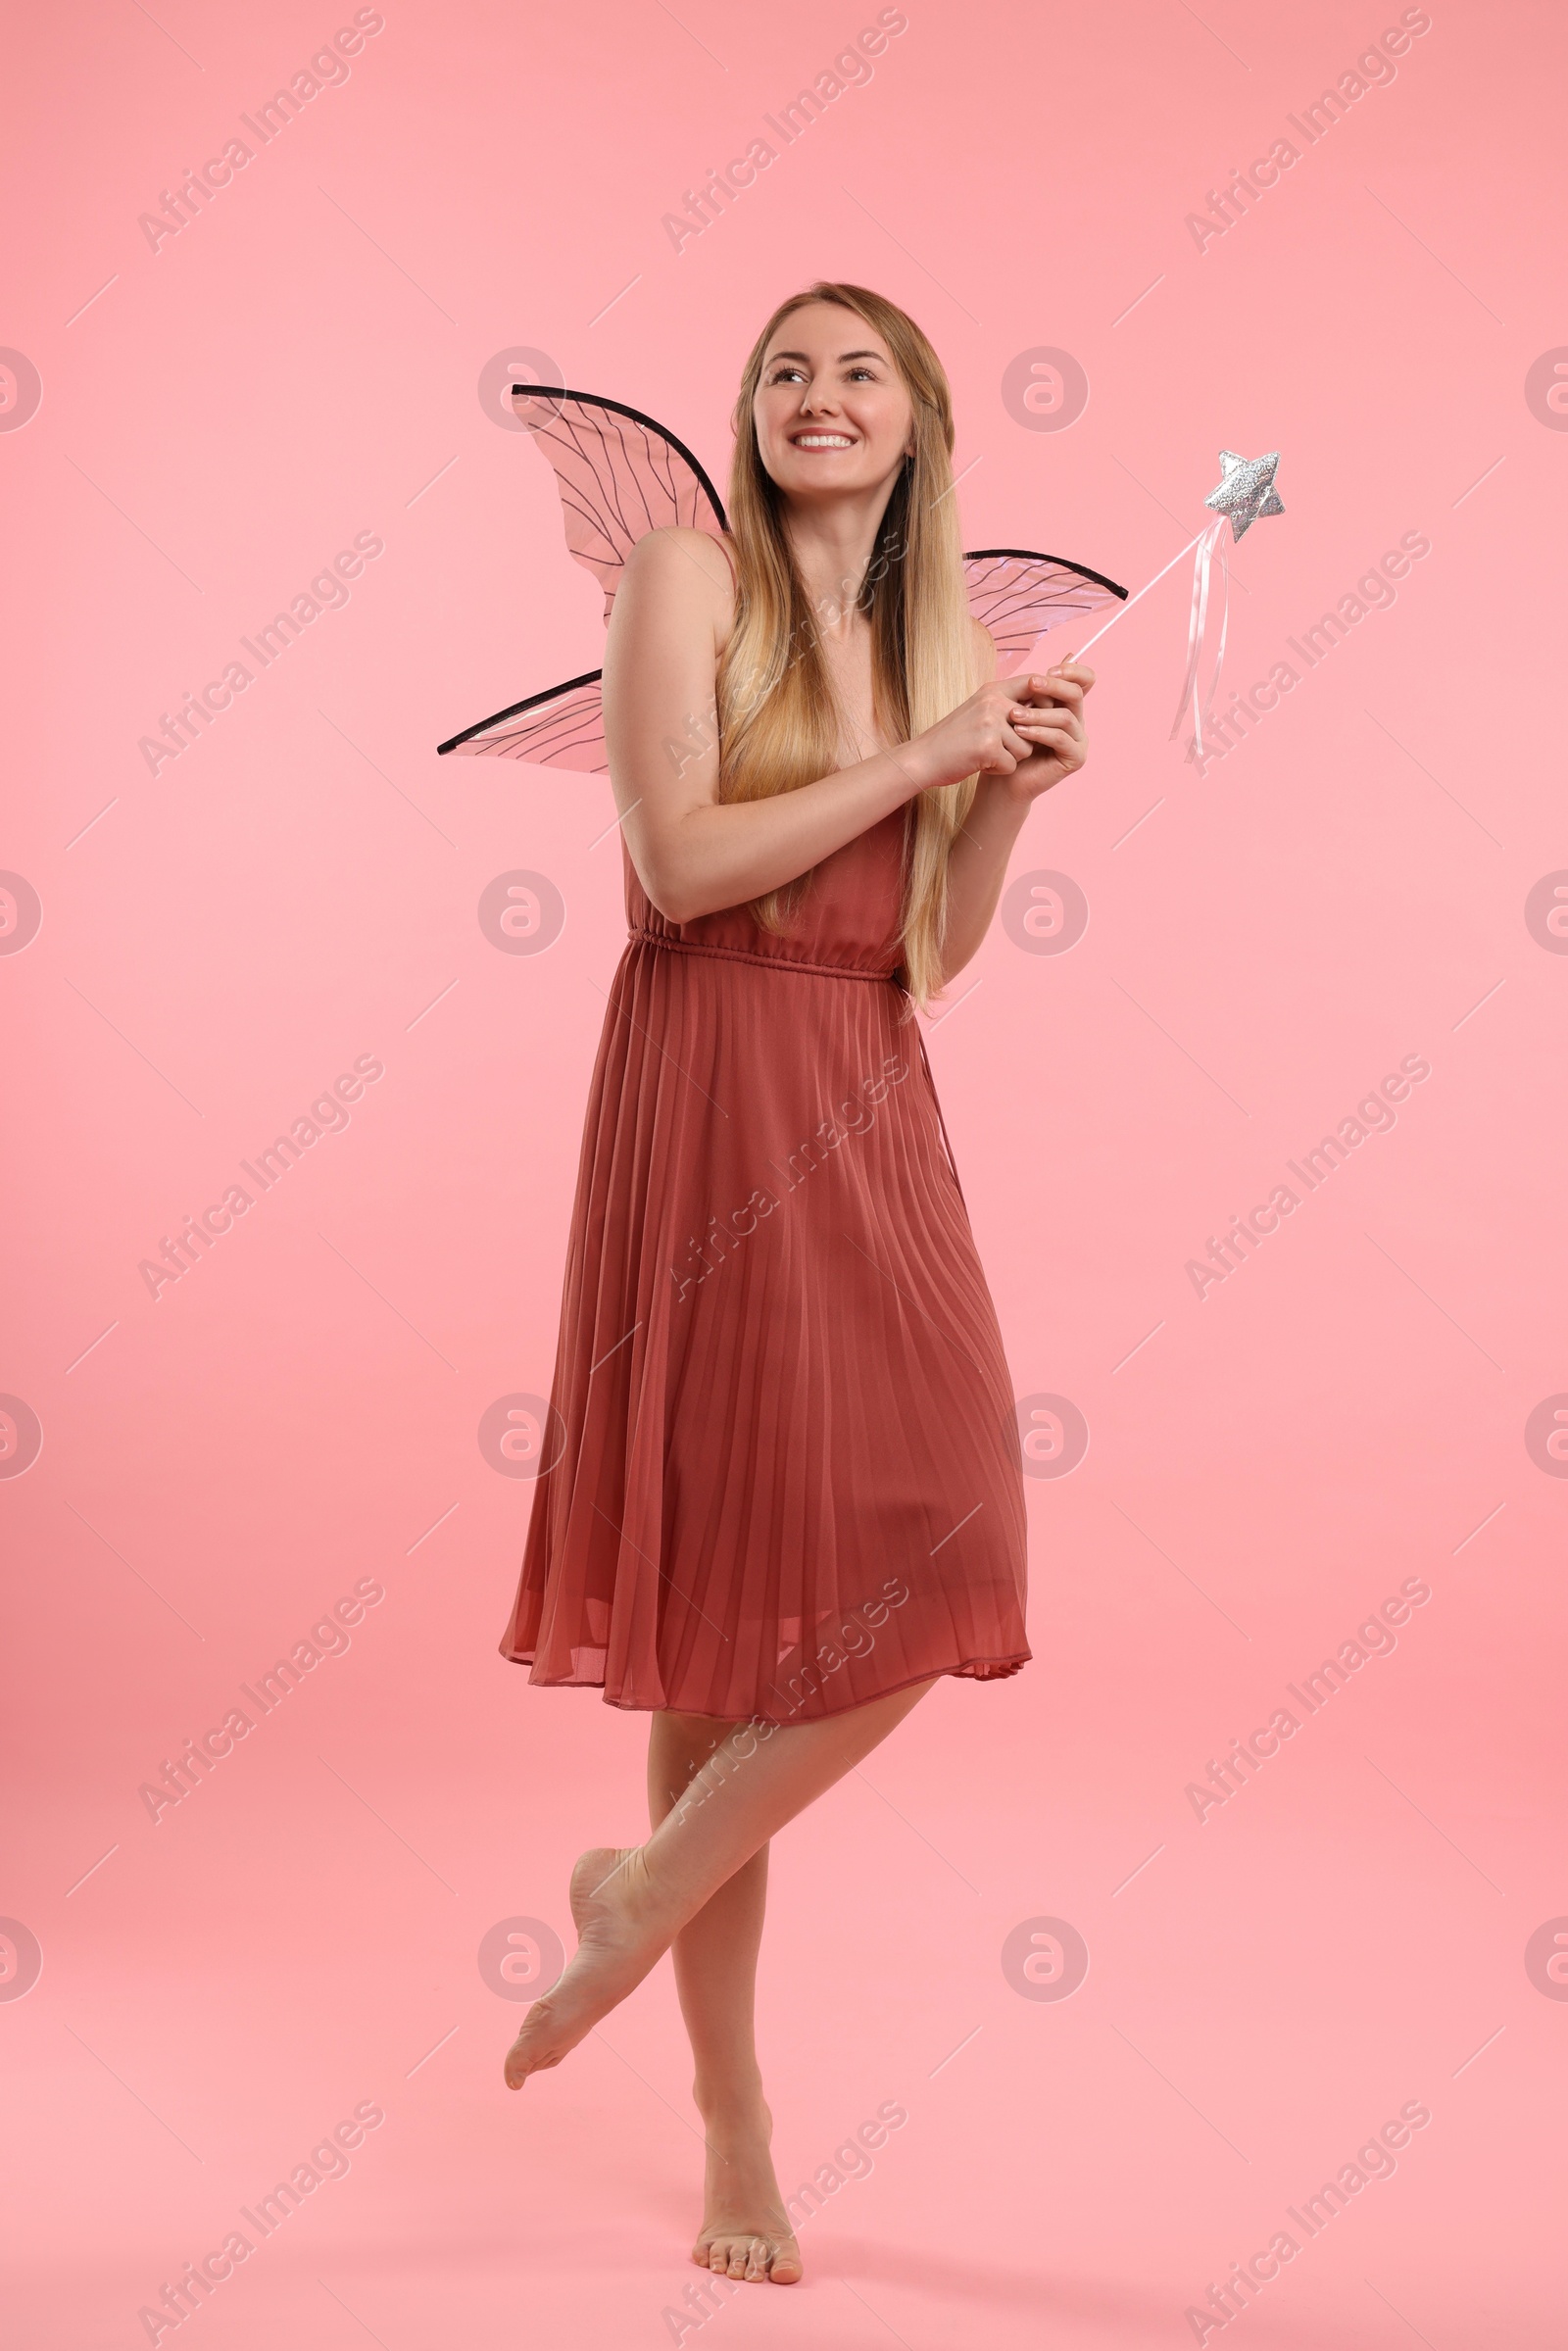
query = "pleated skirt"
xmin=499 ymin=930 xmax=1031 ymax=1722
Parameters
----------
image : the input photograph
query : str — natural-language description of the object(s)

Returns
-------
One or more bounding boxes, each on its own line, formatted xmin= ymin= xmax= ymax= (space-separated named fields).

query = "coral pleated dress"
xmin=498 ymin=805 xmax=1031 ymax=1723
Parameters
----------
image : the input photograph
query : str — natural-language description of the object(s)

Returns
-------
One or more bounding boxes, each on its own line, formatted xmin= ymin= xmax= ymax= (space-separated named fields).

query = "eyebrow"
xmin=764 ymin=348 xmax=887 ymax=366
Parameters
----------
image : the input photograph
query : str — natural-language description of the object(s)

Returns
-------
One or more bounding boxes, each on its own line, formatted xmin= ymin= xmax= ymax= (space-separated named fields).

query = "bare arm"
xmin=602 ymin=530 xmax=1055 ymax=925
xmin=939 ymin=624 xmax=1097 ymax=984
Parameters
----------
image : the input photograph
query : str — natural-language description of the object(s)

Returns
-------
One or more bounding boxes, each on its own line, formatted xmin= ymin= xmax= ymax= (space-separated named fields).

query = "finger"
xmin=1010 ymin=682 xmax=1083 ymax=717
xmin=1010 ymin=681 xmax=1086 ymax=714
xmin=1048 ymin=661 xmax=1097 ymax=688
xmin=1016 ymin=706 xmax=1081 ymax=726
xmin=978 ymin=730 xmax=1026 ymax=774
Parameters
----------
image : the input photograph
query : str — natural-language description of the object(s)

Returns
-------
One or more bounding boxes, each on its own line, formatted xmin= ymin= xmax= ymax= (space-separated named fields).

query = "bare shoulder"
xmin=621 ymin=527 xmax=737 ymax=649
xmin=625 ymin=526 xmax=735 ymax=597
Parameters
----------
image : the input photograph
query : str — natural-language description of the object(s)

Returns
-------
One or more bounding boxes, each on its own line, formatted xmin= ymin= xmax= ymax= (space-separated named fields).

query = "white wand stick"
xmin=1009 ymin=528 xmax=1205 ymax=676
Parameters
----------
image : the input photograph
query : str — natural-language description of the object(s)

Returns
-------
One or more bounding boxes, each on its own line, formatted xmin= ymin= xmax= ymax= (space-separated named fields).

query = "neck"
xmin=778 ymin=479 xmax=902 ymax=639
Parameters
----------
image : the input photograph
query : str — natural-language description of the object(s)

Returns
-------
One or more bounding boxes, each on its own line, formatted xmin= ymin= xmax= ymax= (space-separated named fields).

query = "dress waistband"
xmin=627 ymin=926 xmax=899 ymax=984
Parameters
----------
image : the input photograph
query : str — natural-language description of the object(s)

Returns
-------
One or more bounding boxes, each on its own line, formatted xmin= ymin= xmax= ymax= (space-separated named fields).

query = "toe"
xmin=769 ymin=2238 xmax=803 ymax=2284
xmin=744 ymin=2236 xmax=770 ymax=2282
xmin=725 ymin=2239 xmax=750 ymax=2279
xmin=502 ymin=1999 xmax=550 ymax=2086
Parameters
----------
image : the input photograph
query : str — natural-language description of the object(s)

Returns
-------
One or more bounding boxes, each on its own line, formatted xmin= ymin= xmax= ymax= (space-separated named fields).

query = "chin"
xmin=776 ymin=463 xmax=880 ymax=496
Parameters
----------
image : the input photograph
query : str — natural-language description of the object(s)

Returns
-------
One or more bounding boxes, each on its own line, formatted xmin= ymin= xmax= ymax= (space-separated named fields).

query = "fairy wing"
xmin=963 ymin=548 xmax=1127 ymax=669
xmin=513 ymin=387 xmax=730 ymax=623
xmin=438 ymin=388 xmax=729 ymax=762
xmin=441 ymin=434 xmax=1127 ymax=759
xmin=435 ymin=668 xmax=609 ymax=766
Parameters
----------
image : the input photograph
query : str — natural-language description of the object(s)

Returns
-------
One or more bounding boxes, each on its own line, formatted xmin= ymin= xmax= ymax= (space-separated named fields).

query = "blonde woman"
xmin=497 ymin=282 xmax=1096 ymax=2285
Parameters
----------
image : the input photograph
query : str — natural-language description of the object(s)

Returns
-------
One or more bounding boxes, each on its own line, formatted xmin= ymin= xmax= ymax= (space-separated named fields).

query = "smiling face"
xmin=751 ymin=302 xmax=916 ymax=510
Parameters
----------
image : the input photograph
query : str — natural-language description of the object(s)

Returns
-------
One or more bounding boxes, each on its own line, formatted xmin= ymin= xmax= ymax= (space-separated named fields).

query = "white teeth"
xmin=794 ymin=433 xmax=853 ymax=448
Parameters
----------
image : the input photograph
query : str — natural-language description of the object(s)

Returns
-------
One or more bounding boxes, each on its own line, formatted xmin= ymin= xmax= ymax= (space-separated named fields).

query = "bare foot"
xmin=503 ymin=1846 xmax=668 ymax=2090
xmin=691 ymin=2092 xmax=803 ymax=2284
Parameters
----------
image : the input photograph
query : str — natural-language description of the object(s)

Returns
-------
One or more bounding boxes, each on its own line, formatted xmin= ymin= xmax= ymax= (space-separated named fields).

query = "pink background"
xmin=4 ymin=0 xmax=1567 ymax=2342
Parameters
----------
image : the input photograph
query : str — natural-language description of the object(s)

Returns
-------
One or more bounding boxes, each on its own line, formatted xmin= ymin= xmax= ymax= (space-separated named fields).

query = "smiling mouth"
xmin=790 ymin=431 xmax=857 ymax=450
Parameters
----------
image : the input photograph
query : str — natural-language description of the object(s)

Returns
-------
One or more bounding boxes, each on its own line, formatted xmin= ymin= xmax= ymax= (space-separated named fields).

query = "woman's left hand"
xmin=1000 ymin=662 xmax=1096 ymax=800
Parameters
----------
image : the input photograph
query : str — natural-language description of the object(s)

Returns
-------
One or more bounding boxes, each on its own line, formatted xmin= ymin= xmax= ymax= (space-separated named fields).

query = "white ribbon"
xmin=1168 ymin=515 xmax=1230 ymax=759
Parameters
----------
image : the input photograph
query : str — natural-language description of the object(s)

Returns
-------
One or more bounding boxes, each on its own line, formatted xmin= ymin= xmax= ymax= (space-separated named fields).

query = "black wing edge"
xmin=437 ymin=389 xmax=729 ymax=756
xmin=437 ymin=545 xmax=1125 ymax=753
xmin=508 ymin=385 xmax=730 ymax=533
xmin=963 ymin=548 xmax=1129 ymax=600
xmin=437 ymin=667 xmax=603 ymax=758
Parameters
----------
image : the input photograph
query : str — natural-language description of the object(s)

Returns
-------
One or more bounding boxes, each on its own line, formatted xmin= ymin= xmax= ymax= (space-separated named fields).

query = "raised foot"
xmin=691 ymin=2096 xmax=803 ymax=2285
xmin=503 ymin=1845 xmax=665 ymax=2092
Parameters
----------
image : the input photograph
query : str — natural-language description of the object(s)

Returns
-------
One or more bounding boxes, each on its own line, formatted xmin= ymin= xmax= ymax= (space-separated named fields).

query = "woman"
xmin=499 ymin=281 xmax=1095 ymax=2286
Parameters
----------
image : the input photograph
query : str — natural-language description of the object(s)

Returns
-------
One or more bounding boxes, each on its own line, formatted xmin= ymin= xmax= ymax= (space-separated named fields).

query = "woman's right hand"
xmin=902 ymin=676 xmax=1056 ymax=794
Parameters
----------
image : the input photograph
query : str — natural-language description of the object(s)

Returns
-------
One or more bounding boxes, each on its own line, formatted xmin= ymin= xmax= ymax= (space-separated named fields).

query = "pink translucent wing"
xmin=964 ymin=550 xmax=1127 ymax=667
xmin=514 ymin=388 xmax=730 ymax=624
xmin=435 ymin=390 xmax=727 ymax=759
xmin=437 ymin=670 xmax=606 ymax=769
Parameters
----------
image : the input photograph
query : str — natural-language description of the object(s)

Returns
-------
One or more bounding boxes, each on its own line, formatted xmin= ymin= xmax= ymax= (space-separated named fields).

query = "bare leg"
xmin=649 ymin=1710 xmax=800 ymax=2285
xmin=503 ymin=1677 xmax=938 ymax=2120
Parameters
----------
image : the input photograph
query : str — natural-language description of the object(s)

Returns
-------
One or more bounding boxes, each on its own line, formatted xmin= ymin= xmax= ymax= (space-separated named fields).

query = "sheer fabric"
xmin=500 ymin=809 xmax=1030 ymax=1721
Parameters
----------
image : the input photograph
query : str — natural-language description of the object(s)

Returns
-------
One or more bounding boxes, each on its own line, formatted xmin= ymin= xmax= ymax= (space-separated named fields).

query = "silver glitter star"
xmin=1203 ymin=449 xmax=1285 ymax=541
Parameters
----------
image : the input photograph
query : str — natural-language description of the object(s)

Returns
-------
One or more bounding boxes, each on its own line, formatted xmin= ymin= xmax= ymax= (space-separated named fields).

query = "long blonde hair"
xmin=716 ymin=281 xmax=979 ymax=1009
